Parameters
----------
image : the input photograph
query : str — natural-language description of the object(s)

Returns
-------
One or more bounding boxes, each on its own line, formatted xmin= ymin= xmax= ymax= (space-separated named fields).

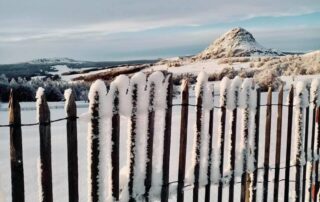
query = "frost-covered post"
xmin=37 ymin=87 xmax=53 ymax=202
xmin=111 ymin=88 xmax=120 ymax=200
xmin=145 ymin=80 xmax=156 ymax=201
xmin=216 ymin=77 xmax=229 ymax=202
xmin=193 ymin=78 xmax=204 ymax=202
xmin=227 ymin=77 xmax=241 ymax=201
xmin=310 ymin=79 xmax=320 ymax=201
xmin=273 ymin=86 xmax=284 ymax=202
xmin=262 ymin=87 xmax=272 ymax=202
xmin=177 ymin=80 xmax=189 ymax=202
xmin=9 ymin=89 xmax=25 ymax=202
xmin=302 ymin=86 xmax=310 ymax=202
xmin=239 ymin=79 xmax=255 ymax=202
xmin=284 ymin=86 xmax=294 ymax=202
xmin=252 ymin=88 xmax=261 ymax=202
xmin=64 ymin=89 xmax=78 ymax=202
xmin=293 ymin=82 xmax=308 ymax=202
xmin=161 ymin=74 xmax=173 ymax=202
xmin=87 ymin=80 xmax=107 ymax=202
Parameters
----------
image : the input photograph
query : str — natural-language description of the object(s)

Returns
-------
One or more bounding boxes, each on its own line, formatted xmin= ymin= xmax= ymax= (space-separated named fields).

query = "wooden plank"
xmin=38 ymin=90 xmax=53 ymax=202
xmin=177 ymin=80 xmax=189 ymax=202
xmin=262 ymin=87 xmax=272 ymax=202
xmin=273 ymin=86 xmax=284 ymax=202
xmin=284 ymin=86 xmax=294 ymax=202
xmin=193 ymin=85 xmax=203 ymax=202
xmin=240 ymin=85 xmax=251 ymax=202
xmin=217 ymin=86 xmax=228 ymax=202
xmin=145 ymin=82 xmax=156 ymax=201
xmin=314 ymin=107 xmax=320 ymax=201
xmin=161 ymin=75 xmax=173 ymax=202
xmin=128 ymin=84 xmax=138 ymax=201
xmin=88 ymin=91 xmax=100 ymax=202
xmin=9 ymin=89 xmax=25 ymax=202
xmin=205 ymin=108 xmax=214 ymax=202
xmin=309 ymin=101 xmax=317 ymax=201
xmin=252 ymin=88 xmax=261 ymax=202
xmin=65 ymin=90 xmax=79 ymax=202
xmin=111 ymin=89 xmax=120 ymax=200
xmin=229 ymin=91 xmax=238 ymax=202
xmin=302 ymin=93 xmax=310 ymax=202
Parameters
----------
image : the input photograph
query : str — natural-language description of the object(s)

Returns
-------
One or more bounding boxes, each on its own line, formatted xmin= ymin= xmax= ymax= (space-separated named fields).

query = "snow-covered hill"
xmin=195 ymin=27 xmax=283 ymax=60
xmin=28 ymin=57 xmax=83 ymax=64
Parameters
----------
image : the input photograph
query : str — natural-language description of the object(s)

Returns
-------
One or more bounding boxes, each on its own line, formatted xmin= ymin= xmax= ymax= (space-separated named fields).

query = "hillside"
xmin=195 ymin=27 xmax=283 ymax=60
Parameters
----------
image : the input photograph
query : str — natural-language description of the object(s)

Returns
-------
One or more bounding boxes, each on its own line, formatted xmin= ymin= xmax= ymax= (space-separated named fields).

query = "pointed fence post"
xmin=310 ymin=98 xmax=317 ymax=201
xmin=262 ymin=87 xmax=272 ymax=202
xmin=177 ymin=80 xmax=189 ymax=202
xmin=302 ymin=88 xmax=310 ymax=202
xmin=284 ymin=86 xmax=294 ymax=202
xmin=88 ymin=91 xmax=100 ymax=202
xmin=111 ymin=89 xmax=120 ymax=201
xmin=205 ymin=101 xmax=214 ymax=202
xmin=65 ymin=90 xmax=79 ymax=202
xmin=9 ymin=89 xmax=25 ymax=202
xmin=145 ymin=82 xmax=156 ymax=201
xmin=252 ymin=88 xmax=261 ymax=202
xmin=37 ymin=88 xmax=53 ymax=202
xmin=193 ymin=83 xmax=203 ymax=202
xmin=273 ymin=86 xmax=284 ymax=202
xmin=161 ymin=75 xmax=173 ymax=202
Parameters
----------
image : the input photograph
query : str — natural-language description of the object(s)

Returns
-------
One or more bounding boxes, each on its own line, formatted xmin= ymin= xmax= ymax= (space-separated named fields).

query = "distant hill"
xmin=195 ymin=27 xmax=284 ymax=60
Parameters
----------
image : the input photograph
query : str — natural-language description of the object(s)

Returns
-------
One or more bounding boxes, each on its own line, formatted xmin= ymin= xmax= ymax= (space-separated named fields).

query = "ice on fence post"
xmin=211 ymin=77 xmax=230 ymax=183
xmin=311 ymin=79 xmax=320 ymax=162
xmin=87 ymin=80 xmax=113 ymax=202
xmin=36 ymin=87 xmax=45 ymax=122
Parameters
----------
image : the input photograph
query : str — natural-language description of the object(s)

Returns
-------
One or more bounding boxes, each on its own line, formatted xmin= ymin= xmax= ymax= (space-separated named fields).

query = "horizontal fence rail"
xmin=1 ymin=71 xmax=320 ymax=202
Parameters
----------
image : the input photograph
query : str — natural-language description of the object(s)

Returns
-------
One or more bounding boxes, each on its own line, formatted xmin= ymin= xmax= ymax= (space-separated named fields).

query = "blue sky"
xmin=0 ymin=0 xmax=319 ymax=63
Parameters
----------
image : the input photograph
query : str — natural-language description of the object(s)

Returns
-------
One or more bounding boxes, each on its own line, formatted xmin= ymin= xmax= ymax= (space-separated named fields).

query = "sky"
xmin=0 ymin=0 xmax=319 ymax=64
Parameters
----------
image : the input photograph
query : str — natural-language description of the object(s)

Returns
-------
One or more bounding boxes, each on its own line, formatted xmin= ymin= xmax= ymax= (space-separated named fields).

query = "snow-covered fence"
xmin=3 ymin=71 xmax=320 ymax=202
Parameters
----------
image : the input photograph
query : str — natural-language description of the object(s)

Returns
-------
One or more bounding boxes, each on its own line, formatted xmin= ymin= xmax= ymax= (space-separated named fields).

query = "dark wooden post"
xmin=252 ymin=88 xmax=261 ymax=202
xmin=38 ymin=89 xmax=53 ymax=202
xmin=145 ymin=82 xmax=156 ymax=201
xmin=9 ymin=89 xmax=25 ymax=202
xmin=314 ymin=107 xmax=320 ymax=201
xmin=193 ymin=85 xmax=203 ymax=202
xmin=65 ymin=90 xmax=79 ymax=202
xmin=177 ymin=80 xmax=189 ymax=202
xmin=88 ymin=91 xmax=100 ymax=202
xmin=284 ymin=86 xmax=294 ymax=202
xmin=302 ymin=88 xmax=310 ymax=202
xmin=128 ymin=84 xmax=138 ymax=201
xmin=229 ymin=90 xmax=239 ymax=202
xmin=262 ymin=87 xmax=272 ymax=202
xmin=273 ymin=86 xmax=284 ymax=202
xmin=217 ymin=82 xmax=228 ymax=202
xmin=161 ymin=75 xmax=173 ymax=202
xmin=205 ymin=108 xmax=214 ymax=202
xmin=310 ymin=99 xmax=317 ymax=201
xmin=111 ymin=89 xmax=120 ymax=201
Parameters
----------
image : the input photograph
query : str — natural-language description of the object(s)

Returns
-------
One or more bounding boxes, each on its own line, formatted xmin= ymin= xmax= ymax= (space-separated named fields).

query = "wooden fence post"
xmin=310 ymin=99 xmax=317 ymax=201
xmin=9 ymin=89 xmax=25 ymax=202
xmin=193 ymin=84 xmax=203 ymax=202
xmin=229 ymin=90 xmax=239 ymax=202
xmin=273 ymin=86 xmax=284 ymax=202
xmin=218 ymin=81 xmax=228 ymax=202
xmin=205 ymin=108 xmax=214 ymax=202
xmin=111 ymin=89 xmax=120 ymax=200
xmin=145 ymin=82 xmax=156 ymax=201
xmin=37 ymin=89 xmax=53 ymax=202
xmin=314 ymin=107 xmax=320 ymax=201
xmin=302 ymin=88 xmax=310 ymax=202
xmin=284 ymin=86 xmax=294 ymax=202
xmin=252 ymin=88 xmax=261 ymax=202
xmin=88 ymin=91 xmax=100 ymax=202
xmin=161 ymin=75 xmax=173 ymax=202
xmin=128 ymin=84 xmax=138 ymax=201
xmin=177 ymin=80 xmax=189 ymax=202
xmin=65 ymin=90 xmax=79 ymax=202
xmin=262 ymin=87 xmax=272 ymax=202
